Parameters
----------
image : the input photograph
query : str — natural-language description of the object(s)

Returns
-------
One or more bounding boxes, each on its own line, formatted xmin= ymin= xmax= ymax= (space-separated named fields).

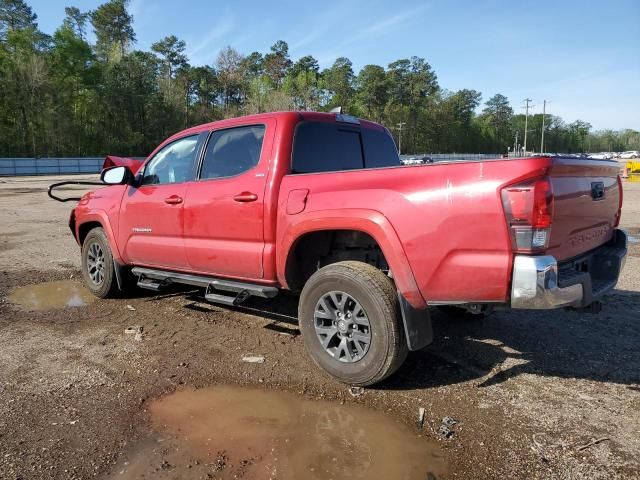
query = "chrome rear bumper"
xmin=511 ymin=229 xmax=627 ymax=309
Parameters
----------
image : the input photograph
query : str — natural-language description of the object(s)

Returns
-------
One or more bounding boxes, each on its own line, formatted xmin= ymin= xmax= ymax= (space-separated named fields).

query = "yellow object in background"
xmin=627 ymin=161 xmax=640 ymax=174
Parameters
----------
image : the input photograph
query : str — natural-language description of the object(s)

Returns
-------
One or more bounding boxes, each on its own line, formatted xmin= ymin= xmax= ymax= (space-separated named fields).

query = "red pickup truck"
xmin=60 ymin=111 xmax=627 ymax=386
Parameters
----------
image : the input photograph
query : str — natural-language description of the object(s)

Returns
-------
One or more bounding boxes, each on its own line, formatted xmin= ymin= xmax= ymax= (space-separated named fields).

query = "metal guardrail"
xmin=0 ymin=157 xmax=104 ymax=176
xmin=400 ymin=153 xmax=502 ymax=162
xmin=0 ymin=157 xmax=145 ymax=176
xmin=4 ymin=154 xmax=508 ymax=176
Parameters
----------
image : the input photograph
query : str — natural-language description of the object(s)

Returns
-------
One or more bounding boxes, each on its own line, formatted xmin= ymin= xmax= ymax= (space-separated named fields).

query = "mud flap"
xmin=398 ymin=293 xmax=433 ymax=351
xmin=113 ymin=260 xmax=126 ymax=291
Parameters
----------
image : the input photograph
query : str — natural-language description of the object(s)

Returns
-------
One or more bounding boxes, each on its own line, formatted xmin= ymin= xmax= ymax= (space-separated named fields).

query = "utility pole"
xmin=514 ymin=130 xmax=519 ymax=156
xmin=395 ymin=122 xmax=406 ymax=155
xmin=522 ymin=98 xmax=533 ymax=154
xmin=540 ymin=100 xmax=548 ymax=154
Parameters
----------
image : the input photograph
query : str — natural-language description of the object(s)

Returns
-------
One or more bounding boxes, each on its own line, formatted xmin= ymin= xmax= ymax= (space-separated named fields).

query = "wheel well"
xmin=285 ymin=230 xmax=389 ymax=292
xmin=78 ymin=221 xmax=103 ymax=246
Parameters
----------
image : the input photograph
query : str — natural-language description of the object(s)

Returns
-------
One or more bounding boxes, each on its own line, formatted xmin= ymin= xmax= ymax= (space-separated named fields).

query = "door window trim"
xmin=139 ymin=133 xmax=206 ymax=186
xmin=195 ymin=124 xmax=267 ymax=182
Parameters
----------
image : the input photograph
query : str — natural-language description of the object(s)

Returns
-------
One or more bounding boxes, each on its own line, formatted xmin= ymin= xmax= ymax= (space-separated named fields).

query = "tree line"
xmin=1 ymin=0 xmax=638 ymax=158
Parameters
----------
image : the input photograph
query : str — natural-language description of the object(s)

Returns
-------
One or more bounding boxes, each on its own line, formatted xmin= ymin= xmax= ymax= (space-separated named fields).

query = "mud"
xmin=9 ymin=279 xmax=95 ymax=310
xmin=112 ymin=385 xmax=446 ymax=479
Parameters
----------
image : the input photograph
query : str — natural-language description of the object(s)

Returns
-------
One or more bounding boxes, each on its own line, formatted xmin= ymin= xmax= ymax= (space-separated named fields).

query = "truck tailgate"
xmin=546 ymin=157 xmax=621 ymax=261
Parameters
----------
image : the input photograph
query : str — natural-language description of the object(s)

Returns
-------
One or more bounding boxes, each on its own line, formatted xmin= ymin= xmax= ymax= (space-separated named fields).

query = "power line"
xmin=522 ymin=99 xmax=534 ymax=153
xmin=540 ymin=100 xmax=550 ymax=154
xmin=395 ymin=122 xmax=407 ymax=155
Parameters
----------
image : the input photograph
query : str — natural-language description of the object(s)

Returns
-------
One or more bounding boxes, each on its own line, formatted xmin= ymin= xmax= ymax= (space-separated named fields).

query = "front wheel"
xmin=81 ymin=227 xmax=119 ymax=298
xmin=299 ymin=261 xmax=408 ymax=386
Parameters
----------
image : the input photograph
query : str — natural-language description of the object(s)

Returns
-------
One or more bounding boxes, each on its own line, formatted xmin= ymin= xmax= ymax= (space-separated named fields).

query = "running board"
xmin=137 ymin=277 xmax=163 ymax=291
xmin=131 ymin=267 xmax=279 ymax=299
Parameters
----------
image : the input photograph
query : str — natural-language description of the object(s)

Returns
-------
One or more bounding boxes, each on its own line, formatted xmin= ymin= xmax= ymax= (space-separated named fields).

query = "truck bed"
xmin=278 ymin=155 xmax=622 ymax=304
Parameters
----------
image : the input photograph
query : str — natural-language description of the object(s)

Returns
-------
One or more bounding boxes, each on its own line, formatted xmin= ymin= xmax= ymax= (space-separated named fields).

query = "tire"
xmin=299 ymin=261 xmax=408 ymax=386
xmin=81 ymin=227 xmax=119 ymax=298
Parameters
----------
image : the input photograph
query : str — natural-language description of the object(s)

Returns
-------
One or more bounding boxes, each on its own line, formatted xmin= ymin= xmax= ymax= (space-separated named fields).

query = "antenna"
xmin=329 ymin=106 xmax=343 ymax=114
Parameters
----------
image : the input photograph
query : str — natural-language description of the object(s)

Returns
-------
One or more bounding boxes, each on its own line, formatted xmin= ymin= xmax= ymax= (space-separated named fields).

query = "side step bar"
xmin=131 ymin=267 xmax=279 ymax=306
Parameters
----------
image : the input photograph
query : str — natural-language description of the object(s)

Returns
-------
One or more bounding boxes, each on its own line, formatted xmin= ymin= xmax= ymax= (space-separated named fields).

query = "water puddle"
xmin=9 ymin=280 xmax=95 ymax=311
xmin=113 ymin=386 xmax=446 ymax=479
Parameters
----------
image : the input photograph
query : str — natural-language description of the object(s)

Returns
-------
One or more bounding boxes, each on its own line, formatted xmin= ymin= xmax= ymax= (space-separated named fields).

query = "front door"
xmin=183 ymin=122 xmax=273 ymax=279
xmin=118 ymin=134 xmax=202 ymax=270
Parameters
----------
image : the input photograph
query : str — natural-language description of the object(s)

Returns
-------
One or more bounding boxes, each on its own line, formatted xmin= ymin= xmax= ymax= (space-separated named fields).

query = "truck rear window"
xmin=291 ymin=121 xmax=399 ymax=174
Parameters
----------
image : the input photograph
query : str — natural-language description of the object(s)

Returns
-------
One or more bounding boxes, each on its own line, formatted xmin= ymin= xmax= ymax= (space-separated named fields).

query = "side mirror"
xmin=101 ymin=166 xmax=133 ymax=185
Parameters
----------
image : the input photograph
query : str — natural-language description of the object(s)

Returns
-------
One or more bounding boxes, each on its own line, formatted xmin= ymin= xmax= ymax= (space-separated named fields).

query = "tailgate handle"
xmin=591 ymin=182 xmax=605 ymax=201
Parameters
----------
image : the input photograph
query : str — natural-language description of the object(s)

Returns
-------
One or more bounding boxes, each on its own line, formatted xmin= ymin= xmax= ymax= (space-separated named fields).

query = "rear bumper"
xmin=511 ymin=229 xmax=627 ymax=309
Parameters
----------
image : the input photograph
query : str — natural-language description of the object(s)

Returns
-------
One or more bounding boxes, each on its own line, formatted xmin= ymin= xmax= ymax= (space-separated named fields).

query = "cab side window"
xmin=142 ymin=135 xmax=199 ymax=185
xmin=200 ymin=125 xmax=265 ymax=180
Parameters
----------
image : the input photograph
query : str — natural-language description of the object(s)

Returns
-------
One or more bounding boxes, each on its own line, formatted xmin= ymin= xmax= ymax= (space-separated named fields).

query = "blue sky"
xmin=29 ymin=0 xmax=640 ymax=130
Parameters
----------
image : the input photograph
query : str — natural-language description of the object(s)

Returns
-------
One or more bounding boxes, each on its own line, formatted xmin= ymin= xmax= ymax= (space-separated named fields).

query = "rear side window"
xmin=291 ymin=121 xmax=399 ymax=173
xmin=200 ymin=125 xmax=265 ymax=180
xmin=292 ymin=122 xmax=363 ymax=173
xmin=362 ymin=127 xmax=401 ymax=169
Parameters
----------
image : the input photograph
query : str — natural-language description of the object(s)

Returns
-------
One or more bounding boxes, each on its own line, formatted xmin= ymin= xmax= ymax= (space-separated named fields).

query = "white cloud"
xmin=314 ymin=4 xmax=430 ymax=67
xmin=186 ymin=11 xmax=236 ymax=65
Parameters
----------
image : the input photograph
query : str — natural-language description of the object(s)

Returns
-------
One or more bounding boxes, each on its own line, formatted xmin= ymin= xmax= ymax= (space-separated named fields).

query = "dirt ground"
xmin=0 ymin=174 xmax=639 ymax=479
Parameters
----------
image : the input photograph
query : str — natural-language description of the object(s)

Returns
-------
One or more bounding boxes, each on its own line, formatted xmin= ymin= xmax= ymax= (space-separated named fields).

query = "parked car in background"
xmin=619 ymin=151 xmax=640 ymax=159
xmin=401 ymin=155 xmax=434 ymax=165
xmin=589 ymin=152 xmax=614 ymax=160
xmin=54 ymin=111 xmax=628 ymax=386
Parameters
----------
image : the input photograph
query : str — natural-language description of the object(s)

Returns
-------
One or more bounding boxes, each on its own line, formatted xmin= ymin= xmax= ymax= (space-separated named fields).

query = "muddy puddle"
xmin=8 ymin=280 xmax=95 ymax=310
xmin=111 ymin=385 xmax=446 ymax=480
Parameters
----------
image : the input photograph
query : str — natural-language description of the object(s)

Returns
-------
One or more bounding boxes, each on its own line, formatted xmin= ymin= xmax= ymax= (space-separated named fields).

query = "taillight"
xmin=614 ymin=175 xmax=623 ymax=227
xmin=501 ymin=177 xmax=554 ymax=253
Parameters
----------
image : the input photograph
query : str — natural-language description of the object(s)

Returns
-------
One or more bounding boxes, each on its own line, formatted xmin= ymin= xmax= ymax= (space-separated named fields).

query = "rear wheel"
xmin=81 ymin=227 xmax=119 ymax=298
xmin=299 ymin=261 xmax=408 ymax=386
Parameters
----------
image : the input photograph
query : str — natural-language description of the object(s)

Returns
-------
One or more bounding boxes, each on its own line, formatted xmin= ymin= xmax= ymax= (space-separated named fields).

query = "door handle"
xmin=164 ymin=195 xmax=183 ymax=205
xmin=233 ymin=192 xmax=258 ymax=203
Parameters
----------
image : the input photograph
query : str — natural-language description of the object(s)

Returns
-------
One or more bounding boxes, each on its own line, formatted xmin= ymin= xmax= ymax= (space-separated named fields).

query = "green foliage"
xmin=321 ymin=57 xmax=354 ymax=109
xmin=0 ymin=0 xmax=638 ymax=157
xmin=354 ymin=64 xmax=388 ymax=121
xmin=479 ymin=93 xmax=513 ymax=151
xmin=63 ymin=6 xmax=89 ymax=40
xmin=90 ymin=0 xmax=135 ymax=59
xmin=0 ymin=0 xmax=36 ymax=40
xmin=151 ymin=35 xmax=187 ymax=78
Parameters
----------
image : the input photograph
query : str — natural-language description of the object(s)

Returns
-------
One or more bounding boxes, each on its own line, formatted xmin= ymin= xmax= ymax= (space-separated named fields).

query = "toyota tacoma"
xmin=51 ymin=111 xmax=628 ymax=385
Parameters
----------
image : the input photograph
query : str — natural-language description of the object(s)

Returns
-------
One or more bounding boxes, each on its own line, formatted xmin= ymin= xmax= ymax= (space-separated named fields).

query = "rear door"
xmin=183 ymin=121 xmax=274 ymax=279
xmin=547 ymin=157 xmax=621 ymax=261
xmin=118 ymin=134 xmax=204 ymax=269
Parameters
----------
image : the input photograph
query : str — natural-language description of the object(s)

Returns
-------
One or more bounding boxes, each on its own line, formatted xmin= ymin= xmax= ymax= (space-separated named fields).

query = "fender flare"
xmin=277 ymin=208 xmax=426 ymax=309
xmin=75 ymin=211 xmax=124 ymax=264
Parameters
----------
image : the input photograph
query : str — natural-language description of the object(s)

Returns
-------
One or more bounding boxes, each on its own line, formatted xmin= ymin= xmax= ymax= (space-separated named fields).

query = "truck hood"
xmin=102 ymin=155 xmax=144 ymax=175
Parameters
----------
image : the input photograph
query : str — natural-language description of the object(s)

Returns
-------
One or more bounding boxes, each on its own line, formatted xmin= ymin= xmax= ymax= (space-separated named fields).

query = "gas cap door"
xmin=286 ymin=189 xmax=309 ymax=215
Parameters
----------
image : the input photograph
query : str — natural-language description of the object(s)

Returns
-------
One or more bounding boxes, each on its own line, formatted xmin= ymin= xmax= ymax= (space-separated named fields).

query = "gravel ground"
xmin=0 ymin=174 xmax=639 ymax=479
